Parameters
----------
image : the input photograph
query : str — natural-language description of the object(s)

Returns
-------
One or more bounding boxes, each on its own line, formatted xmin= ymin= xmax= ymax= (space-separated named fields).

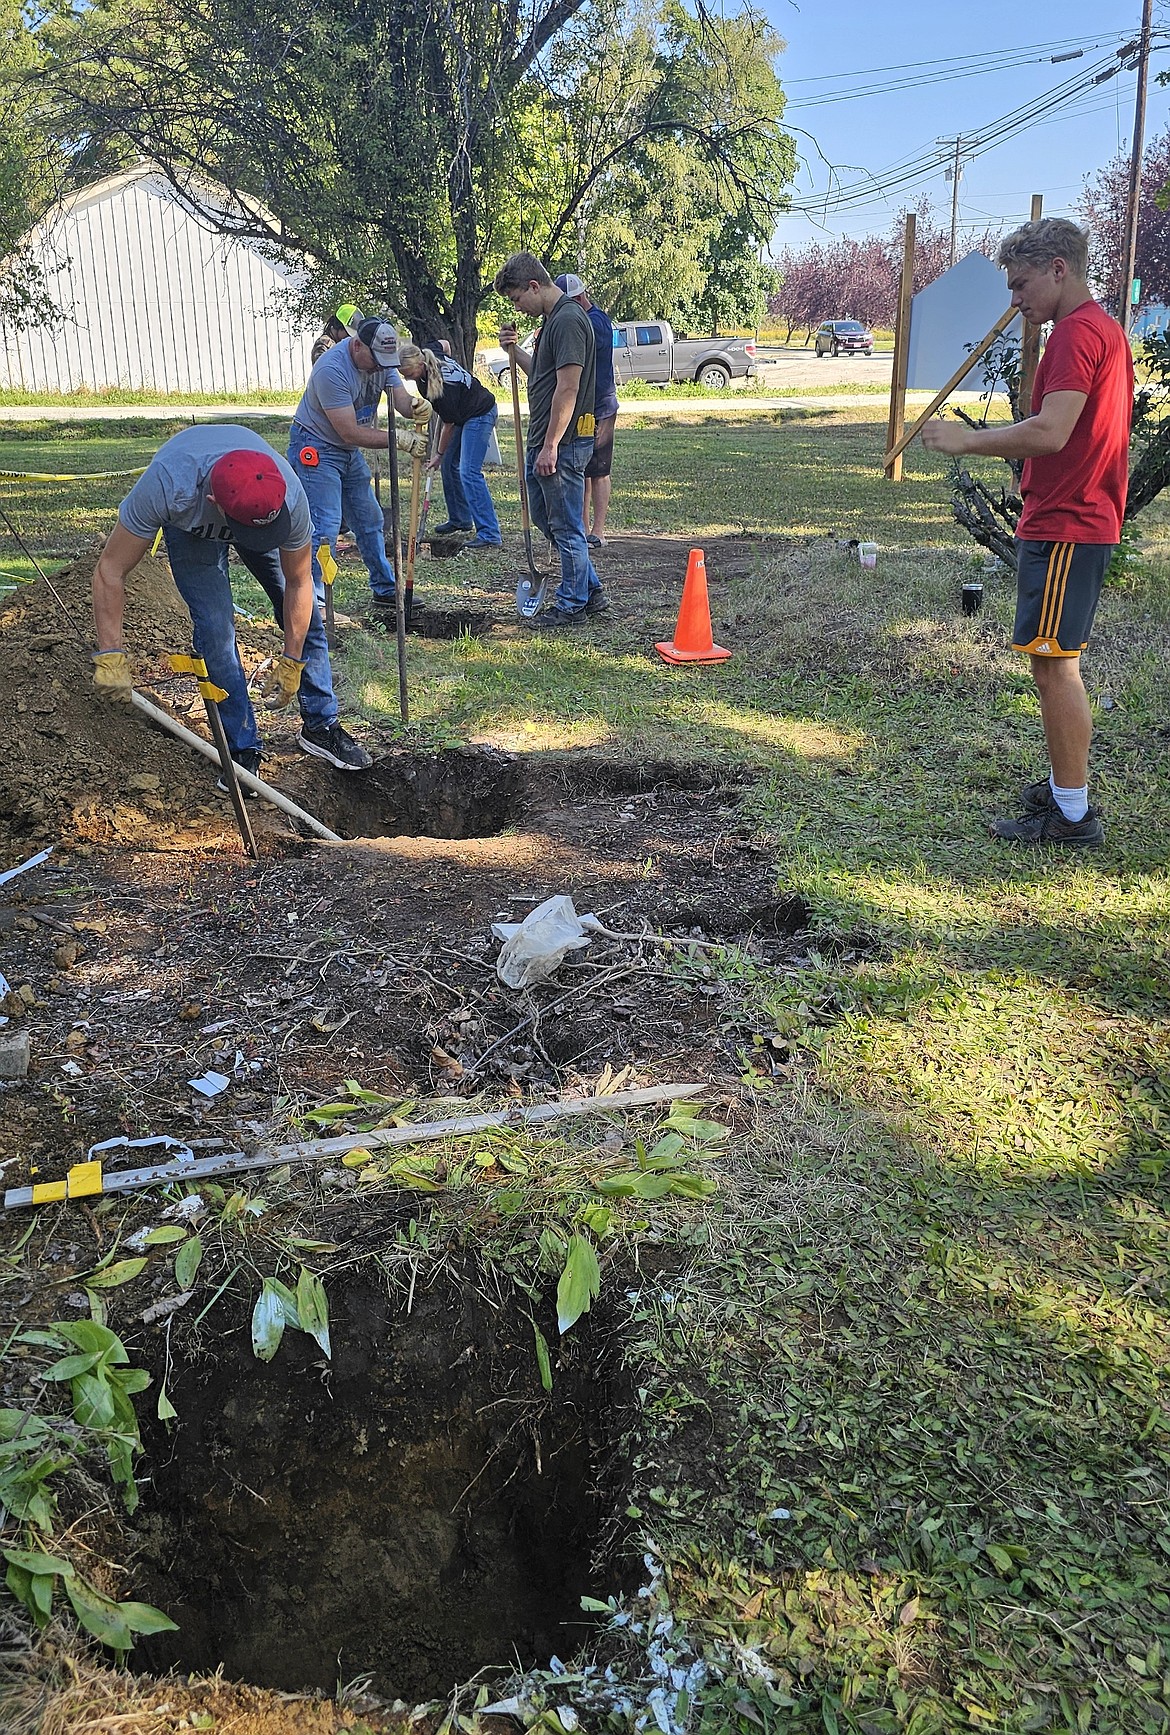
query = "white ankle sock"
xmin=1049 ymin=776 xmax=1089 ymax=822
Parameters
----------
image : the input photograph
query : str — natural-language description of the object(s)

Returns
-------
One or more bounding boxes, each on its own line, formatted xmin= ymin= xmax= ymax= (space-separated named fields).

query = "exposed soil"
xmin=0 ymin=542 xmax=836 ymax=1727
xmin=126 ymin=1272 xmax=625 ymax=1700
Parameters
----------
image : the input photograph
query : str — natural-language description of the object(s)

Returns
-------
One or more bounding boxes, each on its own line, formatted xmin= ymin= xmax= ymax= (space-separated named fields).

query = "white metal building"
xmin=0 ymin=166 xmax=318 ymax=395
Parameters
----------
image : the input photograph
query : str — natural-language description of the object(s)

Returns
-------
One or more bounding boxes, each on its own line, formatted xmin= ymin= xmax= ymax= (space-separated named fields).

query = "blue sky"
xmin=763 ymin=0 xmax=1170 ymax=254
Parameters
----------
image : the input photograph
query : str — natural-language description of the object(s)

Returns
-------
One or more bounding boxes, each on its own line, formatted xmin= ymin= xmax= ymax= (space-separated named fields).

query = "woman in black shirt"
xmin=398 ymin=345 xmax=502 ymax=550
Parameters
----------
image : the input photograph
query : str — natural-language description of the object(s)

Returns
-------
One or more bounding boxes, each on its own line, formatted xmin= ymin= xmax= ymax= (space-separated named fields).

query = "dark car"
xmin=814 ymin=320 xmax=874 ymax=357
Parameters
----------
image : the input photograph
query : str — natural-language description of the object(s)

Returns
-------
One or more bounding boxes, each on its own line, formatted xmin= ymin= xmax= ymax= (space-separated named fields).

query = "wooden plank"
xmin=883 ymin=308 xmax=1018 ymax=469
xmin=1016 ymin=194 xmax=1044 ymax=418
xmin=884 ymin=213 xmax=916 ymax=482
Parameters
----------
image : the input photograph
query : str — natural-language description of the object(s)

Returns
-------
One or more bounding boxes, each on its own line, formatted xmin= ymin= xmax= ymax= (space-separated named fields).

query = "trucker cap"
xmin=335 ymin=303 xmax=364 ymax=333
xmin=553 ymin=273 xmax=587 ymax=297
xmin=355 ymin=317 xmax=401 ymax=368
xmin=208 ymin=449 xmax=292 ymax=553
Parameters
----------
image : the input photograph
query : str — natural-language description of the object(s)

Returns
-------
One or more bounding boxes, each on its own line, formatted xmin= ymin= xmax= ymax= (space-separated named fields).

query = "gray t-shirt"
xmin=119 ymin=425 xmax=311 ymax=549
xmin=293 ymin=339 xmax=404 ymax=447
xmin=527 ymin=295 xmax=596 ymax=453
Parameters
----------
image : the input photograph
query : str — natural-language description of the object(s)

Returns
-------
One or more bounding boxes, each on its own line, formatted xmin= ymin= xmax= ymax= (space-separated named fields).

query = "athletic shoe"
xmin=992 ymin=806 xmax=1104 ymax=848
xmin=586 ymin=534 xmax=607 ymax=548
xmin=216 ymin=747 xmax=262 ymax=796
xmin=459 ymin=540 xmax=504 ymax=554
xmin=296 ymin=722 xmax=373 ymax=772
xmin=1021 ymin=776 xmax=1057 ymax=813
xmin=431 ymin=521 xmax=474 ymax=538
xmin=584 ymin=589 xmax=609 ymax=615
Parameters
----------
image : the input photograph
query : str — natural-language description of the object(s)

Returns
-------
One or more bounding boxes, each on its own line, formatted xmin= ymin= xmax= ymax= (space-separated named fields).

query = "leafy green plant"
xmin=0 ymin=1409 xmax=75 ymax=1533
xmin=23 ymin=1322 xmax=150 ymax=1512
xmin=251 ymin=1268 xmax=332 ymax=1363
xmin=301 ymin=1079 xmax=414 ymax=1132
xmin=593 ymin=1103 xmax=726 ymax=1201
xmin=2 ymin=1542 xmax=176 ymax=1661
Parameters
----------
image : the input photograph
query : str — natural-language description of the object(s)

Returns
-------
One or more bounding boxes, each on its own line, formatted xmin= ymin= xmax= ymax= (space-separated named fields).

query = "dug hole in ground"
xmin=0 ymin=547 xmax=831 ymax=1733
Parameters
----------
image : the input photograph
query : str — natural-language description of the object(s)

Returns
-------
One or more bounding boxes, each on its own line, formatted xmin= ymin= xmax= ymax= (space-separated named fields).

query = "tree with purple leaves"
xmin=768 ymin=201 xmax=1002 ymax=341
xmin=1077 ymin=125 xmax=1170 ymax=311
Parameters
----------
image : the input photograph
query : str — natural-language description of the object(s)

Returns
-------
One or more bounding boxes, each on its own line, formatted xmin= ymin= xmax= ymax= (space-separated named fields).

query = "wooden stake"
xmin=1017 ymin=194 xmax=1044 ymax=418
xmin=884 ymin=212 xmax=916 ymax=482
xmin=883 ymin=307 xmax=1018 ymax=469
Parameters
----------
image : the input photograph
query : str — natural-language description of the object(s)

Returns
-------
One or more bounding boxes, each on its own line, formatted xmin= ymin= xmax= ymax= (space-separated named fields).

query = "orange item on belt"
xmin=299 ymin=446 xmax=320 ymax=468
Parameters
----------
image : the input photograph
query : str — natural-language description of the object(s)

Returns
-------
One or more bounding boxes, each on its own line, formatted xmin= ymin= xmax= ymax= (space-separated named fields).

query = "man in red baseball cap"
xmin=90 ymin=425 xmax=372 ymax=784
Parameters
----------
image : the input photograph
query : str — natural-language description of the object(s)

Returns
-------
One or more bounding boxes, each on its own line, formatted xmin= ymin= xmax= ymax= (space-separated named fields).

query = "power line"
xmin=784 ymin=38 xmax=1143 ymax=110
xmin=783 ymin=32 xmax=1128 ymax=86
xmin=783 ymin=43 xmax=1156 ymax=217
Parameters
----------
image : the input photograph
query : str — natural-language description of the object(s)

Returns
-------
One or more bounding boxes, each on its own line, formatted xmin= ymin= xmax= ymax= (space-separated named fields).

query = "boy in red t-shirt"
xmin=922 ymin=218 xmax=1133 ymax=848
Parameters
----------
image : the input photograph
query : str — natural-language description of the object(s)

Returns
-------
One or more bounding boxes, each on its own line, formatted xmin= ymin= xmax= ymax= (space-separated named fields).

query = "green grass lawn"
xmin=3 ymin=412 xmax=1169 ymax=1730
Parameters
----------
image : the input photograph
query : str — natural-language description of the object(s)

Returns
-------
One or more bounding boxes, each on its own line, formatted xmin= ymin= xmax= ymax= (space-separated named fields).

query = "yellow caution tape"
xmin=0 ymin=466 xmax=149 ymax=482
xmin=150 ymin=527 xmax=164 ymax=556
xmin=168 ymin=652 xmax=227 ymax=703
xmin=317 ymin=542 xmax=338 ymax=587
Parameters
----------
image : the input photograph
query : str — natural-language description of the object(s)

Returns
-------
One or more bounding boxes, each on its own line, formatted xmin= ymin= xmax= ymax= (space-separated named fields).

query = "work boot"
xmin=535 ymin=605 xmax=588 ymax=628
xmin=296 ymin=721 xmax=373 ymax=772
xmin=992 ymin=806 xmax=1104 ymax=848
xmin=215 ymin=747 xmax=262 ymax=796
xmin=431 ymin=521 xmax=474 ymax=538
xmin=584 ymin=589 xmax=609 ymax=615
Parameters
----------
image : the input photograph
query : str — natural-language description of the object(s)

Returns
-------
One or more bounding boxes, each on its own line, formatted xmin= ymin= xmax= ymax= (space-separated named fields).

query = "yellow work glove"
xmin=395 ymin=428 xmax=428 ymax=460
xmin=411 ymin=396 xmax=433 ymax=428
xmin=260 ymin=655 xmax=306 ymax=710
xmin=92 ymin=650 xmax=133 ymax=703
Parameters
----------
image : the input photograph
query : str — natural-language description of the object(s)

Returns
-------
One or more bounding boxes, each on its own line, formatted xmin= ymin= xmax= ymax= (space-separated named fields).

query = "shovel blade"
xmin=515 ymin=570 xmax=552 ymax=618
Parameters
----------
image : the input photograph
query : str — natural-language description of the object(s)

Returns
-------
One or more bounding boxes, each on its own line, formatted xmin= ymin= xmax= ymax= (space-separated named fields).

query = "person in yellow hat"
xmin=310 ymin=304 xmax=364 ymax=367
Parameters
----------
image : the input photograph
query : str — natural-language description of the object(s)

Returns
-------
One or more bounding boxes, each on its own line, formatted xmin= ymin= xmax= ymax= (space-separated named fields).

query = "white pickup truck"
xmin=612 ymin=321 xmax=757 ymax=389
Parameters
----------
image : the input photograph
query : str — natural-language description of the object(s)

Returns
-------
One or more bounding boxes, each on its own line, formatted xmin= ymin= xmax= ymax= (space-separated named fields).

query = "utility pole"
xmin=1119 ymin=0 xmax=1155 ymax=331
xmin=937 ymin=137 xmax=967 ymax=268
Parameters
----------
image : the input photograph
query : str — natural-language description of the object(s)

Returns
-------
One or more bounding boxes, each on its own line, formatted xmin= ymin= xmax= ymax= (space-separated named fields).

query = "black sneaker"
xmin=432 ymin=521 xmax=474 ymax=538
xmin=993 ymin=806 xmax=1104 ymax=848
xmin=296 ymin=722 xmax=373 ymax=772
xmin=216 ymin=748 xmax=262 ymax=796
xmin=584 ymin=589 xmax=609 ymax=615
xmin=1021 ymin=776 xmax=1056 ymax=813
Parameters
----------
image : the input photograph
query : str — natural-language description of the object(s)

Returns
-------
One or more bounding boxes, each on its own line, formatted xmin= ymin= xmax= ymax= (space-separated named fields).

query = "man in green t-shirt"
xmin=496 ymin=252 xmax=604 ymax=623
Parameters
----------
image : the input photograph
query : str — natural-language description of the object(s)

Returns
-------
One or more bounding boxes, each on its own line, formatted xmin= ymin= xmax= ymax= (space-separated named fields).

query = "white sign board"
xmin=906 ymin=252 xmax=1021 ymax=392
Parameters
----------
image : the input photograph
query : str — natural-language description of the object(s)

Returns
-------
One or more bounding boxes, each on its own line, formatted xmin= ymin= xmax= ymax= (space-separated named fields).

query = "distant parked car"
xmin=814 ymin=320 xmax=874 ymax=357
xmin=479 ymin=332 xmax=537 ymax=387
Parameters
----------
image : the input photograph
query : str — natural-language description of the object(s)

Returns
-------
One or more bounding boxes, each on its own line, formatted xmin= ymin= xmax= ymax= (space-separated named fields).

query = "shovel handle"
xmin=509 ymin=345 xmax=531 ymax=537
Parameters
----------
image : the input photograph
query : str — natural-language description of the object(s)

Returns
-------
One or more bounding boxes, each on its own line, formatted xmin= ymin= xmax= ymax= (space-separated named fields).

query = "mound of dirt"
xmin=0 ymin=552 xmax=328 ymax=854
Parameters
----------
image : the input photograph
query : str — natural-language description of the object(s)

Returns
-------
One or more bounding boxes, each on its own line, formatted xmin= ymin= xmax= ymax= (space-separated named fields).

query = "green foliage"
xmin=555 ymin=1234 xmax=601 ymax=1335
xmin=251 ymin=1270 xmax=332 ymax=1362
xmin=41 ymin=0 xmax=793 ymax=357
xmin=3 ymin=1542 xmax=176 ymax=1661
xmin=0 ymin=1409 xmax=75 ymax=1533
xmin=32 ymin=1320 xmax=150 ymax=1513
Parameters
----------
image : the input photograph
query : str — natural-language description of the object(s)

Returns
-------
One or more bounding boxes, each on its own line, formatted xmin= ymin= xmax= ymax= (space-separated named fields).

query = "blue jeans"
xmin=164 ymin=528 xmax=337 ymax=755
xmin=287 ymin=423 xmax=396 ymax=603
xmin=441 ymin=407 xmax=501 ymax=543
xmin=526 ymin=436 xmax=601 ymax=611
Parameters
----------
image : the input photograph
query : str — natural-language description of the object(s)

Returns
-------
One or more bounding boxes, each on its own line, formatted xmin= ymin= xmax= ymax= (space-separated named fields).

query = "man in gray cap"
xmin=287 ymin=316 xmax=425 ymax=623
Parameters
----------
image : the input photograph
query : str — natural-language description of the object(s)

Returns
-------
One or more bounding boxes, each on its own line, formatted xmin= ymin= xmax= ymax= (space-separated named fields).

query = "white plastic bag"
xmin=492 ymin=894 xmax=596 ymax=988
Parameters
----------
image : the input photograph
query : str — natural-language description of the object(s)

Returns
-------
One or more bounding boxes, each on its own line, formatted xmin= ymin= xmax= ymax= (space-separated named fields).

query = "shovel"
xmin=508 ymin=344 xmax=552 ymax=618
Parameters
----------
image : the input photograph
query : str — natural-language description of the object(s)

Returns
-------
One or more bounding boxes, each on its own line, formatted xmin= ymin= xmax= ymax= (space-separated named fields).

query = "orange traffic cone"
xmin=655 ymin=549 xmax=731 ymax=665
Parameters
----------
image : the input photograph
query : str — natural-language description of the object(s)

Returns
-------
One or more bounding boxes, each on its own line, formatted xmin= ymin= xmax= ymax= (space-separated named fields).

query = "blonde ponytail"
xmin=398 ymin=342 xmax=445 ymax=401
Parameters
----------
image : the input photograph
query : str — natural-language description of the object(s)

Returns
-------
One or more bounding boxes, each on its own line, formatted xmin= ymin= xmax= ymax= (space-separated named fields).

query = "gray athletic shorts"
xmin=1013 ymin=539 xmax=1113 ymax=657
